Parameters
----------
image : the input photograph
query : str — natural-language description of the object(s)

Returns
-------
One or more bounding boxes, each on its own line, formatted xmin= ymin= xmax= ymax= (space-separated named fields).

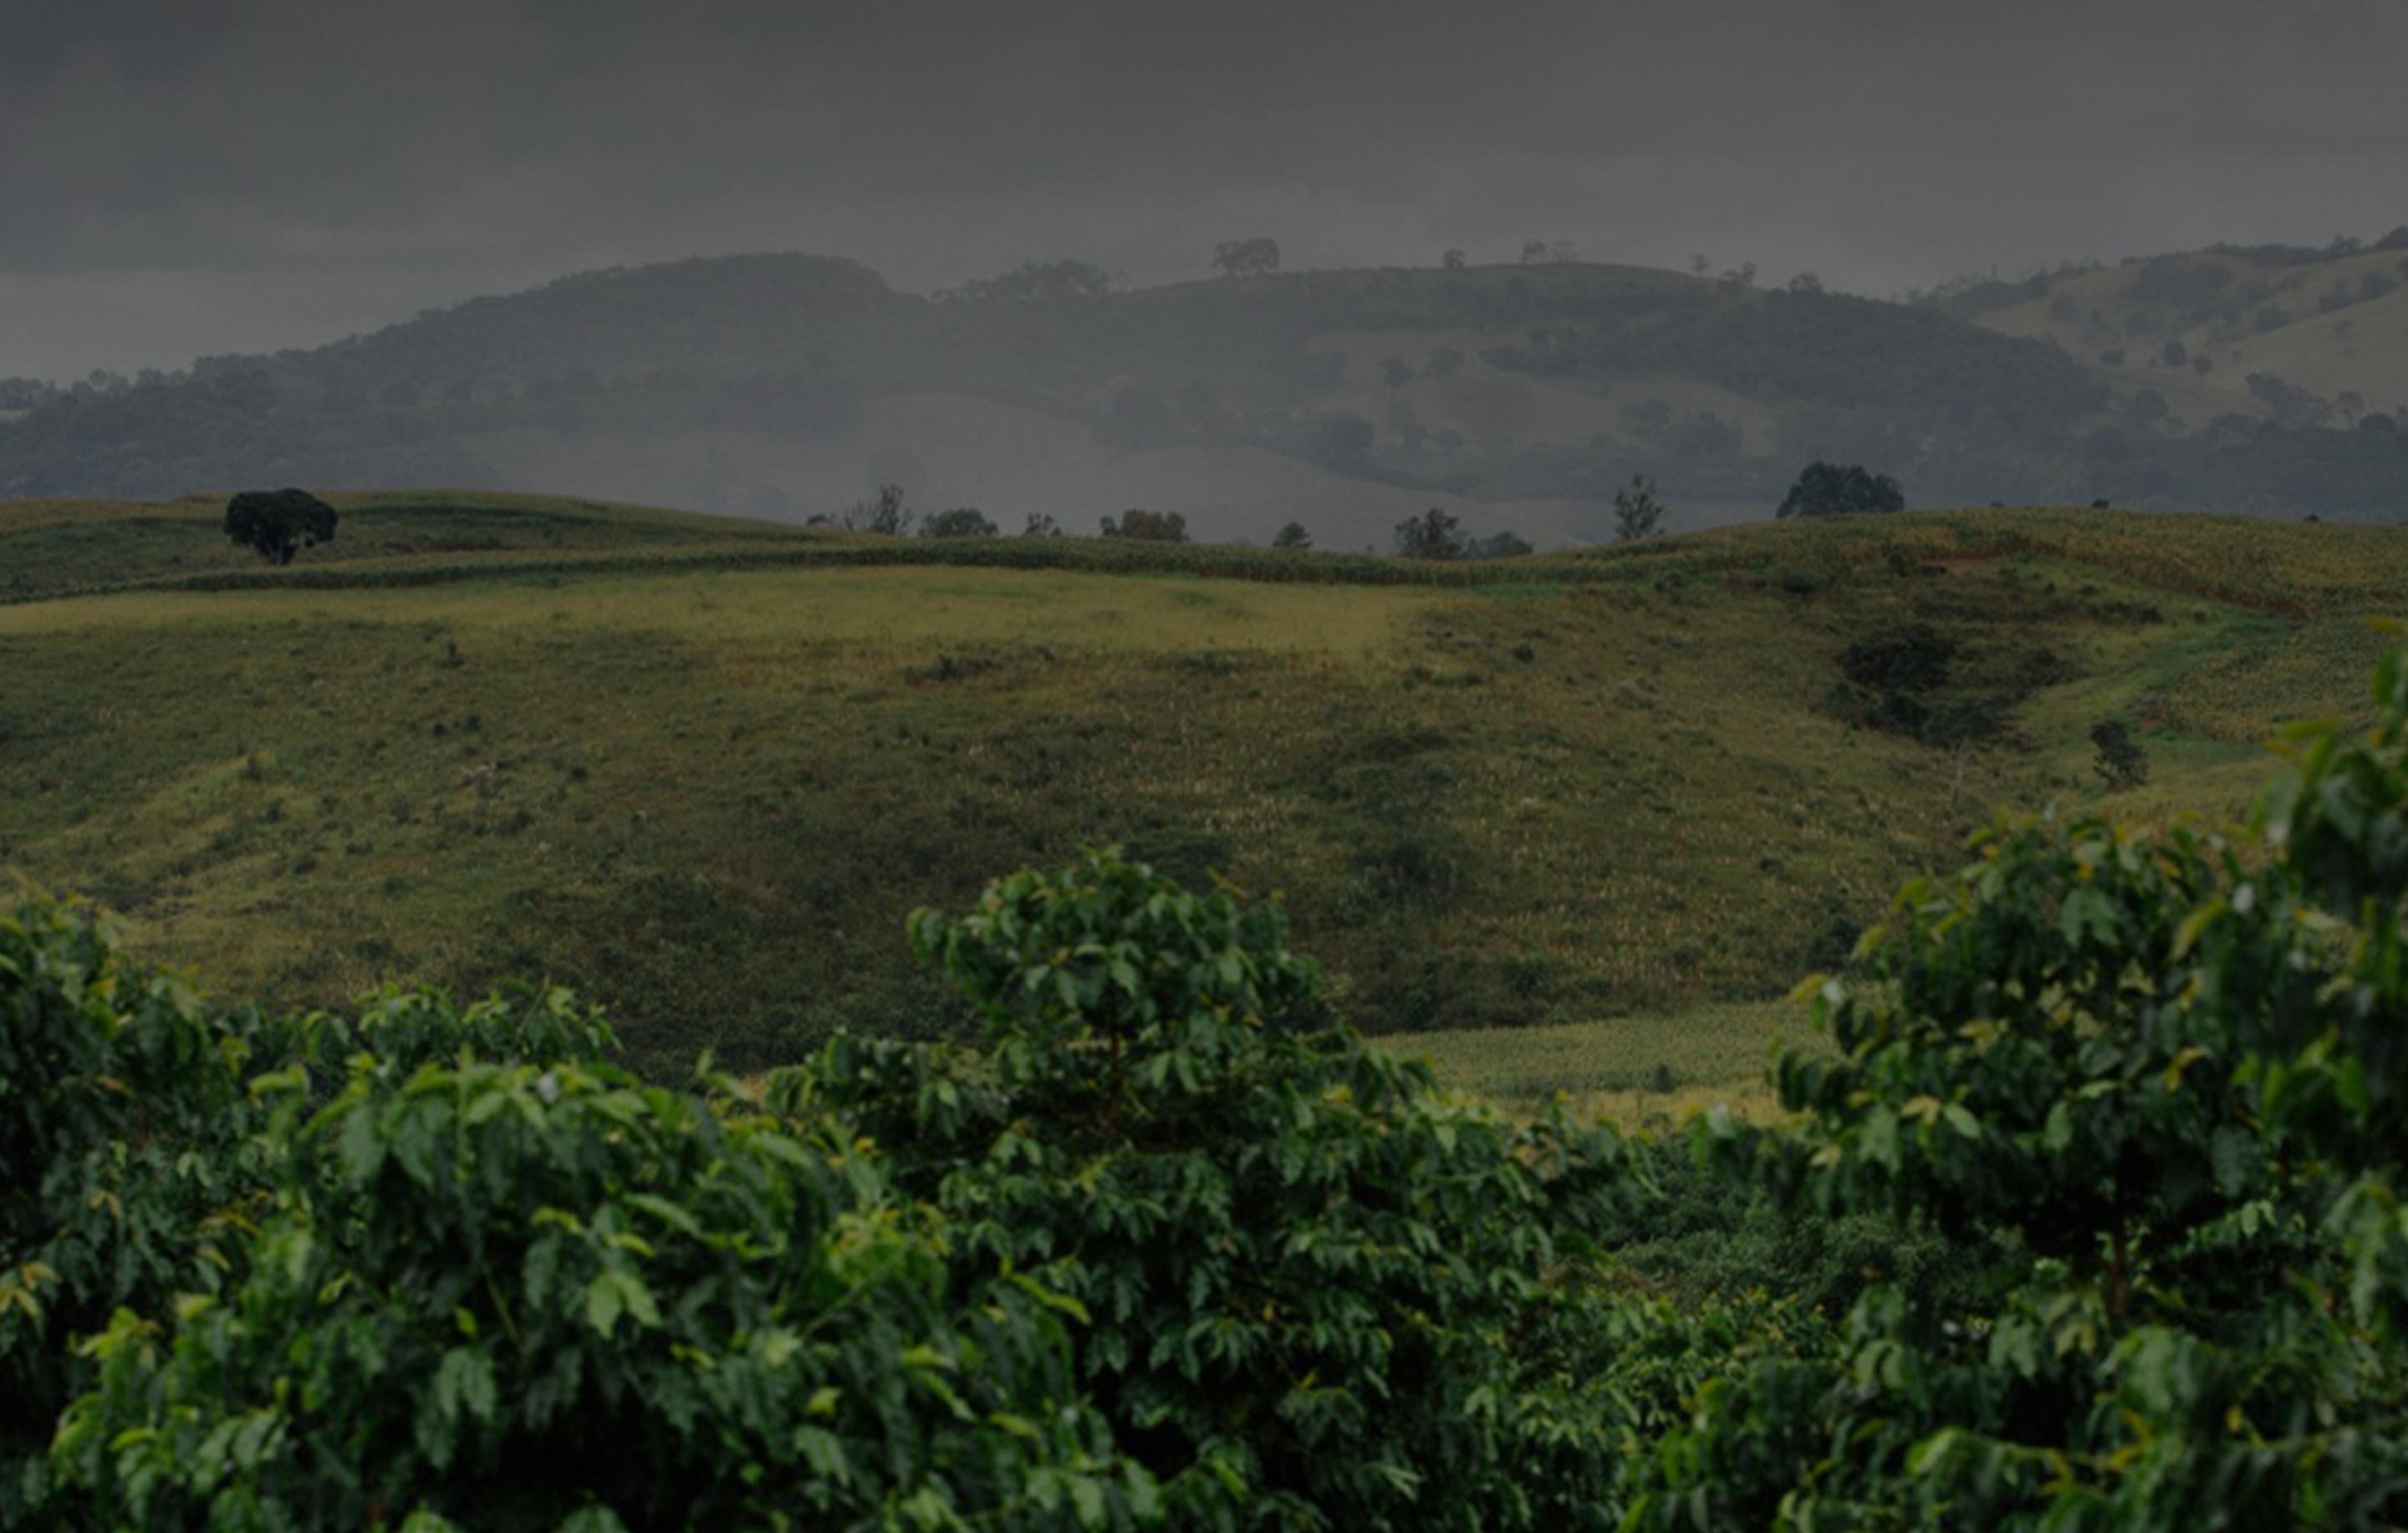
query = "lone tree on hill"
xmin=1272 ymin=522 xmax=1313 ymax=550
xmin=1611 ymin=474 xmax=1667 ymax=542
xmin=1776 ymin=461 xmax=1905 ymax=518
xmin=222 ymin=488 xmax=338 ymax=565
xmin=1393 ymin=507 xmax=1466 ymax=560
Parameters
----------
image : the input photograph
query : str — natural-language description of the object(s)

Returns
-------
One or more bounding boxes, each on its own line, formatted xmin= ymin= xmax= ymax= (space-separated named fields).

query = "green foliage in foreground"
xmin=794 ymin=854 xmax=1657 ymax=1530
xmin=3 ymin=927 xmax=1143 ymax=1530
xmin=1640 ymin=648 xmax=2408 ymax=1528
xmin=12 ymin=647 xmax=2408 ymax=1528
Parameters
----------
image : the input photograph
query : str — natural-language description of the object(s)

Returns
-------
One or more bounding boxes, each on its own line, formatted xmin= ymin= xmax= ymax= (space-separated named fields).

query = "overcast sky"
xmin=5 ymin=0 xmax=2405 ymax=379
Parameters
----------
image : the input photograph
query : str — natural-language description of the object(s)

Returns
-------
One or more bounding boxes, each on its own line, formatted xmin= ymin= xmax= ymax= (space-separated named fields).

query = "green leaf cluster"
xmin=5 ymin=909 xmax=1142 ymax=1531
xmin=1636 ymin=647 xmax=2408 ymax=1527
xmin=803 ymin=850 xmax=1651 ymax=1530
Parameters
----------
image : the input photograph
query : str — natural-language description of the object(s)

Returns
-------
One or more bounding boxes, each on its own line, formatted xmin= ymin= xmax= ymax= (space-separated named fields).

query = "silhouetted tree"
xmin=1520 ymin=240 xmax=1549 ymax=265
xmin=1776 ymin=461 xmax=1905 ymax=518
xmin=1393 ymin=507 xmax=1466 ymax=560
xmin=844 ymin=483 xmax=914 ymax=536
xmin=1021 ymin=513 xmax=1063 ymax=537
xmin=1272 ymin=522 xmax=1313 ymax=550
xmin=920 ymin=508 xmax=998 ymax=538
xmin=1611 ymin=474 xmax=1667 ymax=542
xmin=1211 ymin=238 xmax=1281 ymax=278
xmin=222 ymin=489 xmax=338 ymax=565
xmin=1441 ymin=248 xmax=1467 ymax=270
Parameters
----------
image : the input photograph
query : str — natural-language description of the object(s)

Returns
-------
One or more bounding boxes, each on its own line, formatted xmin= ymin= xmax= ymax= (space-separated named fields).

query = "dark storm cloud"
xmin=4 ymin=0 xmax=2405 ymax=375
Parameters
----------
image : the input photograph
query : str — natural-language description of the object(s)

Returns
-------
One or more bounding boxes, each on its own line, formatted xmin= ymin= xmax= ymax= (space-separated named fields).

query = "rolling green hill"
xmin=4 ymin=493 xmax=2400 ymax=1109
xmin=1958 ymin=236 xmax=2408 ymax=425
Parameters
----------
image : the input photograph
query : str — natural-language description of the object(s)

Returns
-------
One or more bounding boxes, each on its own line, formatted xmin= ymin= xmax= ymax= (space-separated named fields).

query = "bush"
xmin=2090 ymin=716 xmax=2149 ymax=788
xmin=7 ymin=913 xmax=1145 ymax=1531
xmin=1776 ymin=461 xmax=1905 ymax=518
xmin=1640 ymin=650 xmax=2408 ymax=1525
xmin=1394 ymin=506 xmax=1466 ymax=559
xmin=1100 ymin=508 xmax=1187 ymax=542
xmin=800 ymin=851 xmax=1645 ymax=1531
xmin=1839 ymin=622 xmax=1956 ymax=693
xmin=57 ymin=1057 xmax=1139 ymax=1530
xmin=222 ymin=488 xmax=338 ymax=564
xmin=920 ymin=507 xmax=999 ymax=538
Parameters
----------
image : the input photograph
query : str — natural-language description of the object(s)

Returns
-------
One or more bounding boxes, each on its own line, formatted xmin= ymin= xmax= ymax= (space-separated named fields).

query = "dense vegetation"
xmin=10 ymin=644 xmax=2408 ymax=1527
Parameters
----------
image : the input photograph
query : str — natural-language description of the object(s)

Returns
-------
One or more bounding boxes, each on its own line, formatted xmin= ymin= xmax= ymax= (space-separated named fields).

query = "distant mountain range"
xmin=4 ymin=241 xmax=2404 ymax=547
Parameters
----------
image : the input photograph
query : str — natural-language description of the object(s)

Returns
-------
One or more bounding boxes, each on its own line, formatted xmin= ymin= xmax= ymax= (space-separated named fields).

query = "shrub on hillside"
xmin=920 ymin=507 xmax=999 ymax=538
xmin=1394 ymin=506 xmax=1467 ymax=559
xmin=7 ymin=916 xmax=1143 ymax=1531
xmin=1637 ymin=650 xmax=2408 ymax=1525
xmin=222 ymin=487 xmax=338 ymax=564
xmin=1775 ymin=461 xmax=1905 ymax=518
xmin=798 ymin=851 xmax=1649 ymax=1530
xmin=1100 ymin=508 xmax=1187 ymax=542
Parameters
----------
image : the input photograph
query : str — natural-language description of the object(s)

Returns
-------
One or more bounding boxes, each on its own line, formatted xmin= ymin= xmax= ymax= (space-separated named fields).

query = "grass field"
xmin=1977 ymin=244 xmax=2408 ymax=420
xmin=3 ymin=495 xmax=2399 ymax=1117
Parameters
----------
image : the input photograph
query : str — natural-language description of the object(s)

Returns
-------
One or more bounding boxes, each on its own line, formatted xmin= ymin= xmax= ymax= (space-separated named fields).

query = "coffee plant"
xmin=1635 ymin=649 xmax=2408 ymax=1528
xmin=5 ymin=904 xmax=1147 ymax=1532
xmin=794 ymin=852 xmax=1650 ymax=1531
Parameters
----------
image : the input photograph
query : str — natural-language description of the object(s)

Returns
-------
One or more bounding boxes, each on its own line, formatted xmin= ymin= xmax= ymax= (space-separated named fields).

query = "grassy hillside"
xmin=3 ymin=496 xmax=2400 ymax=1107
xmin=1962 ymin=238 xmax=2408 ymax=425
xmin=0 ymin=489 xmax=823 ymax=602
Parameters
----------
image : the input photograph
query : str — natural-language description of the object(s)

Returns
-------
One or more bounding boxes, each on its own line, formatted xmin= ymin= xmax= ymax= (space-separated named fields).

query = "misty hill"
xmin=1920 ymin=232 xmax=2408 ymax=510
xmin=4 ymin=252 xmax=2405 ymax=543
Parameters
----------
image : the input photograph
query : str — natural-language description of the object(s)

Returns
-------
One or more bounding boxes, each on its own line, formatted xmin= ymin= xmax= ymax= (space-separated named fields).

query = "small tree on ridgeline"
xmin=1776 ymin=460 xmax=1905 ymax=518
xmin=1100 ymin=508 xmax=1187 ymax=542
xmin=1393 ymin=506 xmax=1466 ymax=560
xmin=1272 ymin=521 xmax=1313 ymax=550
xmin=844 ymin=483 xmax=914 ymax=536
xmin=919 ymin=507 xmax=997 ymax=538
xmin=1611 ymin=474 xmax=1667 ymax=542
xmin=222 ymin=489 xmax=338 ymax=565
